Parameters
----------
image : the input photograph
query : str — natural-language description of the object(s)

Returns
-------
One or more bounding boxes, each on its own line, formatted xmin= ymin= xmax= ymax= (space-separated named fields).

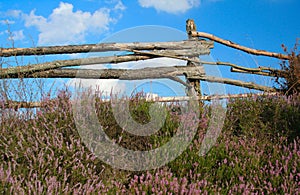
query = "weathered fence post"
xmin=186 ymin=19 xmax=202 ymax=97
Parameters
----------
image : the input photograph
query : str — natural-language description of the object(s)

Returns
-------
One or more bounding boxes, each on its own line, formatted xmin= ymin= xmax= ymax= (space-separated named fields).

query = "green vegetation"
xmin=0 ymin=91 xmax=299 ymax=194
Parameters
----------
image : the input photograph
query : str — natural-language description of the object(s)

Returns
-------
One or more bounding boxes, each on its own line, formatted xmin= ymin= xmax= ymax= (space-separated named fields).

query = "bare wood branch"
xmin=201 ymin=61 xmax=266 ymax=72
xmin=149 ymin=92 xmax=278 ymax=102
xmin=189 ymin=75 xmax=276 ymax=92
xmin=1 ymin=92 xmax=279 ymax=109
xmin=0 ymin=54 xmax=158 ymax=77
xmin=128 ymin=49 xmax=206 ymax=63
xmin=3 ymin=66 xmax=205 ymax=80
xmin=258 ymin=66 xmax=288 ymax=77
xmin=0 ymin=40 xmax=213 ymax=57
xmin=0 ymin=100 xmax=47 ymax=110
xmin=3 ymin=67 xmax=276 ymax=92
xmin=0 ymin=45 xmax=211 ymax=78
xmin=191 ymin=31 xmax=290 ymax=60
xmin=200 ymin=60 xmax=287 ymax=77
xmin=2 ymin=56 xmax=286 ymax=79
xmin=230 ymin=67 xmax=275 ymax=77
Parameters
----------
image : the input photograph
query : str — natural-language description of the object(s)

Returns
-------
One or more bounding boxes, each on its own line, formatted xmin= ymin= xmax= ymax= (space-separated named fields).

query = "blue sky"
xmin=0 ymin=0 xmax=299 ymax=99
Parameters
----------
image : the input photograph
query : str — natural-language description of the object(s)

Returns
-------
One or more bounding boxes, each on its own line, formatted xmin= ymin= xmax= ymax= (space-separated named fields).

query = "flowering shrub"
xmin=276 ymin=41 xmax=300 ymax=95
xmin=0 ymin=91 xmax=299 ymax=194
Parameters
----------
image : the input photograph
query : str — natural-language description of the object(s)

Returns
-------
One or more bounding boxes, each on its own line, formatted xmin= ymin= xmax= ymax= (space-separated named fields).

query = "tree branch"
xmin=0 ymin=54 xmax=157 ymax=77
xmin=191 ymin=31 xmax=290 ymax=60
xmin=0 ymin=40 xmax=213 ymax=57
xmin=189 ymin=75 xmax=276 ymax=92
xmin=0 ymin=92 xmax=278 ymax=109
xmin=129 ymin=49 xmax=203 ymax=63
xmin=2 ymin=66 xmax=205 ymax=80
xmin=200 ymin=60 xmax=287 ymax=77
xmin=230 ymin=67 xmax=275 ymax=77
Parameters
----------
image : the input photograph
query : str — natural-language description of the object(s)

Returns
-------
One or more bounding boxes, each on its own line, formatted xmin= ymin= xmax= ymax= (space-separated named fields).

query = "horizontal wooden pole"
xmin=1 ymin=57 xmax=287 ymax=79
xmin=0 ymin=92 xmax=279 ymax=109
xmin=257 ymin=66 xmax=289 ymax=77
xmin=0 ymin=100 xmax=47 ymax=110
xmin=2 ymin=66 xmax=275 ymax=92
xmin=191 ymin=31 xmax=290 ymax=60
xmin=230 ymin=67 xmax=275 ymax=77
xmin=149 ymin=92 xmax=279 ymax=102
xmin=189 ymin=75 xmax=276 ymax=92
xmin=2 ymin=66 xmax=205 ymax=80
xmin=0 ymin=47 xmax=209 ymax=77
xmin=201 ymin=61 xmax=275 ymax=72
xmin=200 ymin=60 xmax=287 ymax=77
xmin=0 ymin=54 xmax=157 ymax=77
xmin=0 ymin=40 xmax=213 ymax=57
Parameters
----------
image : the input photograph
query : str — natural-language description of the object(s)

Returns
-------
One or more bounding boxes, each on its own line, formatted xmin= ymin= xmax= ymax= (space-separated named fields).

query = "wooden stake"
xmin=186 ymin=19 xmax=202 ymax=96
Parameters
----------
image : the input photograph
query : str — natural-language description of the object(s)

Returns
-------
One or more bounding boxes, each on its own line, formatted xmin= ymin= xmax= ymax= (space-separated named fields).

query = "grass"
xmin=0 ymin=90 xmax=299 ymax=194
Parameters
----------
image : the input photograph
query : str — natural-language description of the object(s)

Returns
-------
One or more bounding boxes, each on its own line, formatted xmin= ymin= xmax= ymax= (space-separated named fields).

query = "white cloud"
xmin=5 ymin=10 xmax=22 ymax=18
xmin=0 ymin=29 xmax=25 ymax=41
xmin=0 ymin=19 xmax=15 ymax=25
xmin=114 ymin=1 xmax=126 ymax=11
xmin=138 ymin=0 xmax=200 ymax=14
xmin=68 ymin=78 xmax=126 ymax=97
xmin=8 ymin=30 xmax=25 ymax=41
xmin=21 ymin=2 xmax=121 ymax=45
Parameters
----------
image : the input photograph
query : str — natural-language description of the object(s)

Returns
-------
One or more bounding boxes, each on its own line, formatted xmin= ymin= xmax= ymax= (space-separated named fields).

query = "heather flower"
xmin=0 ymin=91 xmax=299 ymax=194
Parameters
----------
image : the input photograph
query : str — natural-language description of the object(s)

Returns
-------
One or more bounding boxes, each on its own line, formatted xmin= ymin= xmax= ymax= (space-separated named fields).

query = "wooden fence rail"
xmin=0 ymin=19 xmax=289 ymax=109
xmin=190 ymin=31 xmax=290 ymax=60
xmin=0 ymin=40 xmax=213 ymax=57
xmin=0 ymin=92 xmax=279 ymax=110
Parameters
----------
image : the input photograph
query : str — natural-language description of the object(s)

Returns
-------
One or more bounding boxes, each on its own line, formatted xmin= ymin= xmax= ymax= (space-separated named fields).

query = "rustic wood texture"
xmin=0 ymin=40 xmax=213 ymax=57
xmin=0 ymin=48 xmax=210 ymax=78
xmin=129 ymin=49 xmax=207 ymax=63
xmin=3 ymin=66 xmax=273 ymax=92
xmin=0 ymin=100 xmax=48 ymax=110
xmin=148 ymin=92 xmax=278 ymax=102
xmin=230 ymin=67 xmax=275 ymax=77
xmin=200 ymin=60 xmax=287 ymax=77
xmin=0 ymin=18 xmax=284 ymax=104
xmin=186 ymin=19 xmax=202 ymax=96
xmin=191 ymin=31 xmax=290 ymax=60
xmin=0 ymin=55 xmax=157 ymax=77
xmin=1 ymin=92 xmax=278 ymax=109
xmin=3 ymin=66 xmax=204 ymax=80
xmin=189 ymin=75 xmax=276 ymax=92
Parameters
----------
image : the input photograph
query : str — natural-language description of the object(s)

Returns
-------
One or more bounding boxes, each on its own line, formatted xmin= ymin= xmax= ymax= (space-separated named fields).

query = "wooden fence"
xmin=0 ymin=19 xmax=289 ymax=109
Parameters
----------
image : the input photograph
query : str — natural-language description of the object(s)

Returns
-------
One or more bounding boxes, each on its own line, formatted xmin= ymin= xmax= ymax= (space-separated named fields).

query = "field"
xmin=0 ymin=91 xmax=299 ymax=194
